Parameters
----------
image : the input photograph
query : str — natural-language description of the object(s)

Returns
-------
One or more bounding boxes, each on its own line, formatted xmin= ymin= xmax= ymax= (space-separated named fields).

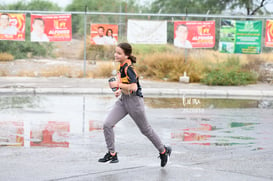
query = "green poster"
xmin=219 ymin=20 xmax=262 ymax=54
xmin=219 ymin=20 xmax=236 ymax=53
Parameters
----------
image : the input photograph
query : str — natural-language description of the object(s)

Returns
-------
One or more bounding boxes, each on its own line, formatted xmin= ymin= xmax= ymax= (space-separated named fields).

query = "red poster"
xmin=171 ymin=124 xmax=212 ymax=145
xmin=30 ymin=121 xmax=70 ymax=148
xmin=0 ymin=121 xmax=24 ymax=146
xmin=89 ymin=120 xmax=103 ymax=131
xmin=0 ymin=13 xmax=25 ymax=41
xmin=90 ymin=24 xmax=118 ymax=45
xmin=31 ymin=14 xmax=72 ymax=42
xmin=174 ymin=21 xmax=215 ymax=48
xmin=265 ymin=20 xmax=273 ymax=47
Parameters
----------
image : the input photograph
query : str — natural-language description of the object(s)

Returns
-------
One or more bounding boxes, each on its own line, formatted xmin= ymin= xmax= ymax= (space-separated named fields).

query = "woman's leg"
xmin=126 ymin=96 xmax=165 ymax=153
xmin=103 ymin=97 xmax=128 ymax=153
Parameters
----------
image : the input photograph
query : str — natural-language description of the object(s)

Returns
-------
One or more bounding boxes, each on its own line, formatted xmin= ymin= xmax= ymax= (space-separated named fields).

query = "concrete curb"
xmin=1 ymin=87 xmax=273 ymax=99
xmin=0 ymin=77 xmax=272 ymax=99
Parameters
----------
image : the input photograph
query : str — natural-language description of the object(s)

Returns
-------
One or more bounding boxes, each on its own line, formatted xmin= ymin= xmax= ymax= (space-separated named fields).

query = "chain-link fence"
xmin=0 ymin=10 xmax=273 ymax=79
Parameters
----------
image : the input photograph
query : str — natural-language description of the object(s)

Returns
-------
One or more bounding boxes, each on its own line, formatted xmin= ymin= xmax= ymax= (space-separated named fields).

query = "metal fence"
xmin=1 ymin=10 xmax=273 ymax=76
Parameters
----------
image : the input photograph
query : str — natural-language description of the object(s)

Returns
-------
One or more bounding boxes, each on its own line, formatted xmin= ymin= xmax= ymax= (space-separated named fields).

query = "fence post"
xmin=261 ymin=18 xmax=265 ymax=54
xmin=83 ymin=5 xmax=88 ymax=77
xmin=184 ymin=8 xmax=188 ymax=64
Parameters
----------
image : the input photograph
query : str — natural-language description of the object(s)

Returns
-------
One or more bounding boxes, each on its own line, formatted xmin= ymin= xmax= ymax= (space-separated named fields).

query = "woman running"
xmin=98 ymin=42 xmax=171 ymax=167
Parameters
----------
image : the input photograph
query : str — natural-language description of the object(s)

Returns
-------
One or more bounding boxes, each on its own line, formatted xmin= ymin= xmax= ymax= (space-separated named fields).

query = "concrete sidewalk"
xmin=0 ymin=77 xmax=272 ymax=99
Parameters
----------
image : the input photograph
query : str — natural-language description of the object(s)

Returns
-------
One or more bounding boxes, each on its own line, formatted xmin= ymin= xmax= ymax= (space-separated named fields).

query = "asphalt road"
xmin=0 ymin=77 xmax=272 ymax=181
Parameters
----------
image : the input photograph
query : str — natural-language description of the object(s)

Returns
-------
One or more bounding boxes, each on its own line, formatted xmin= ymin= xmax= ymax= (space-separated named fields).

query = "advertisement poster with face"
xmin=265 ymin=20 xmax=273 ymax=47
xmin=174 ymin=21 xmax=215 ymax=48
xmin=31 ymin=14 xmax=72 ymax=42
xmin=90 ymin=24 xmax=118 ymax=45
xmin=0 ymin=13 xmax=25 ymax=41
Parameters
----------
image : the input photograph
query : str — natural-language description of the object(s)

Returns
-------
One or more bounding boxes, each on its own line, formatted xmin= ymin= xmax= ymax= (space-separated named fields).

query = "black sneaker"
xmin=159 ymin=146 xmax=172 ymax=167
xmin=98 ymin=152 xmax=119 ymax=163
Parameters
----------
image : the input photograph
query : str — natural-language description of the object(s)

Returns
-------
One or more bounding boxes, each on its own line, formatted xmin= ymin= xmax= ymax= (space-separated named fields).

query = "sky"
xmin=0 ymin=0 xmax=72 ymax=7
xmin=0 ymin=0 xmax=149 ymax=7
xmin=1 ymin=0 xmax=273 ymax=12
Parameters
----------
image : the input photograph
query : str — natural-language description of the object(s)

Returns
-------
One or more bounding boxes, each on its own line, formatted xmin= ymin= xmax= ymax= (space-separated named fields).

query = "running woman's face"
xmin=114 ymin=46 xmax=127 ymax=63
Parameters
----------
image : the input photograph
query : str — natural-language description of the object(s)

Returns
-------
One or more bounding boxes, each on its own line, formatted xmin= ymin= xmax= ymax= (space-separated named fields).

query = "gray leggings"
xmin=103 ymin=94 xmax=165 ymax=153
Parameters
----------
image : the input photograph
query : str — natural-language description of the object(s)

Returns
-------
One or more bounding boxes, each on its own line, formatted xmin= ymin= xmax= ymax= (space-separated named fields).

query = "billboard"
xmin=31 ymin=14 xmax=72 ymax=42
xmin=127 ymin=19 xmax=167 ymax=44
xmin=0 ymin=13 xmax=25 ymax=41
xmin=219 ymin=20 xmax=262 ymax=54
xmin=174 ymin=21 xmax=215 ymax=48
xmin=265 ymin=20 xmax=273 ymax=47
xmin=90 ymin=24 xmax=118 ymax=45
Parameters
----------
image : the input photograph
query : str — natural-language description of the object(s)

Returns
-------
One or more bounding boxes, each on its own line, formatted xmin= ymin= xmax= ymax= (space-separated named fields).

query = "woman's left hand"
xmin=114 ymin=89 xmax=121 ymax=97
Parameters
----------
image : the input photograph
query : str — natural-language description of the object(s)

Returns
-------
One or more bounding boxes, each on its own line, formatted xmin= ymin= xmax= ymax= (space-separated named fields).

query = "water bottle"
xmin=108 ymin=77 xmax=118 ymax=92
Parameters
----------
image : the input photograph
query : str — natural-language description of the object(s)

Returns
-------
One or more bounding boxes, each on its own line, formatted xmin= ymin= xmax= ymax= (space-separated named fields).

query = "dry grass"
xmin=87 ymin=48 xmax=273 ymax=82
xmin=37 ymin=65 xmax=91 ymax=78
xmin=81 ymin=36 xmax=115 ymax=61
xmin=134 ymin=48 xmax=273 ymax=82
xmin=136 ymin=51 xmax=205 ymax=82
xmin=39 ymin=67 xmax=94 ymax=78
xmin=39 ymin=64 xmax=97 ymax=78
xmin=190 ymin=49 xmax=273 ymax=63
xmin=39 ymin=66 xmax=74 ymax=77
xmin=0 ymin=70 xmax=8 ymax=76
xmin=249 ymin=52 xmax=273 ymax=63
xmin=17 ymin=70 xmax=36 ymax=77
xmin=190 ymin=49 xmax=228 ymax=64
xmin=2 ymin=43 xmax=272 ymax=80
xmin=0 ymin=53 xmax=14 ymax=61
xmin=93 ymin=61 xmax=118 ymax=78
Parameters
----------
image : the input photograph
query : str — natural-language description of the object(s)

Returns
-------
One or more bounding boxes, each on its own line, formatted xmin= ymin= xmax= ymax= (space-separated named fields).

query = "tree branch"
xmin=250 ymin=0 xmax=266 ymax=15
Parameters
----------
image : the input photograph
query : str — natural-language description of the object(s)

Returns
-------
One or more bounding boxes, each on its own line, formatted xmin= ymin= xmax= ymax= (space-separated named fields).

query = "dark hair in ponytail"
xmin=128 ymin=55 xmax=136 ymax=63
xmin=118 ymin=42 xmax=137 ymax=63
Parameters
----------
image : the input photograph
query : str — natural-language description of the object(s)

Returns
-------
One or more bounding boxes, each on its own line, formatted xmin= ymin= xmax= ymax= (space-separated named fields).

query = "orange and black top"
xmin=119 ymin=59 xmax=143 ymax=97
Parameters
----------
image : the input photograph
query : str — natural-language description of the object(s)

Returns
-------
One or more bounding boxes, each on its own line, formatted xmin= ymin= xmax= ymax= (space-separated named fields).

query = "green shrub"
xmin=201 ymin=57 xmax=258 ymax=85
xmin=0 ymin=41 xmax=54 ymax=59
xmin=201 ymin=68 xmax=257 ymax=85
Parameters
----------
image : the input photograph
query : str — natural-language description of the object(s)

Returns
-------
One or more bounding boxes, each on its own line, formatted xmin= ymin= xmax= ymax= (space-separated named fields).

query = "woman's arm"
xmin=109 ymin=81 xmax=137 ymax=93
xmin=119 ymin=82 xmax=137 ymax=92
